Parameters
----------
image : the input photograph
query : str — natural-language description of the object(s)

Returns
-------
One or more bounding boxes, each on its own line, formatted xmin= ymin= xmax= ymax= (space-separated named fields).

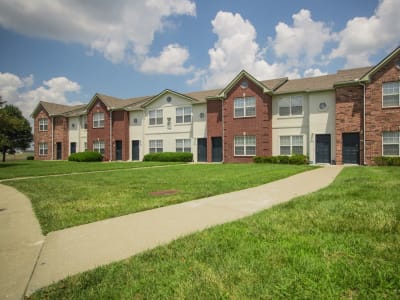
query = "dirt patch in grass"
xmin=150 ymin=190 xmax=179 ymax=196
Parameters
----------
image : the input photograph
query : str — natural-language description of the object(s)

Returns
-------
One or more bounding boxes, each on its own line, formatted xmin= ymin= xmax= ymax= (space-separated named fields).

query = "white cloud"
xmin=0 ymin=0 xmax=196 ymax=70
xmin=140 ymin=44 xmax=193 ymax=75
xmin=0 ymin=72 xmax=81 ymax=121
xmin=330 ymin=0 xmax=400 ymax=67
xmin=303 ymin=68 xmax=328 ymax=77
xmin=271 ymin=9 xmax=334 ymax=66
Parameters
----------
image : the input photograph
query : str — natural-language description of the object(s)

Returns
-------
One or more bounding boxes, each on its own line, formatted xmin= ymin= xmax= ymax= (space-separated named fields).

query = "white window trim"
xmin=382 ymin=81 xmax=400 ymax=108
xmin=382 ymin=131 xmax=400 ymax=156
xmin=93 ymin=140 xmax=105 ymax=154
xmin=279 ymin=135 xmax=304 ymax=155
xmin=149 ymin=109 xmax=163 ymax=126
xmin=234 ymin=97 xmax=256 ymax=118
xmin=278 ymin=96 xmax=304 ymax=117
xmin=93 ymin=112 xmax=105 ymax=128
xmin=176 ymin=139 xmax=191 ymax=152
xmin=39 ymin=118 xmax=48 ymax=131
xmin=234 ymin=136 xmax=256 ymax=156
xmin=39 ymin=143 xmax=48 ymax=156
xmin=176 ymin=107 xmax=192 ymax=124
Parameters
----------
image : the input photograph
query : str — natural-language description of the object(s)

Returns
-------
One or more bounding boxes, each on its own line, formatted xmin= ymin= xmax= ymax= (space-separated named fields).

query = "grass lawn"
xmin=4 ymin=163 xmax=313 ymax=233
xmin=28 ymin=167 xmax=400 ymax=299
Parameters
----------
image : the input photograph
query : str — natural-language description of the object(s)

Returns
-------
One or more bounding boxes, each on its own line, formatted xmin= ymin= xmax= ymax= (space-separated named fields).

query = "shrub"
xmin=253 ymin=154 xmax=309 ymax=165
xmin=143 ymin=152 xmax=193 ymax=162
xmin=373 ymin=156 xmax=400 ymax=166
xmin=68 ymin=151 xmax=103 ymax=162
xmin=26 ymin=156 xmax=34 ymax=160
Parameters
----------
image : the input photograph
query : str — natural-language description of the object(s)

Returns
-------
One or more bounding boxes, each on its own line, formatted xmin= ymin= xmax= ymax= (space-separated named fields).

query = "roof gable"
xmin=31 ymin=101 xmax=82 ymax=118
xmin=360 ymin=47 xmax=400 ymax=82
xmin=140 ymin=89 xmax=198 ymax=108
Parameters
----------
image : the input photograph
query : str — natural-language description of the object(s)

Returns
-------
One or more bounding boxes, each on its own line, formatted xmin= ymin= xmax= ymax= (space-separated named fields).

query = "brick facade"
xmin=53 ymin=116 xmax=69 ymax=160
xmin=34 ymin=108 xmax=52 ymax=160
xmin=87 ymin=100 xmax=111 ymax=161
xmin=206 ymin=100 xmax=223 ymax=162
xmin=111 ymin=110 xmax=130 ymax=160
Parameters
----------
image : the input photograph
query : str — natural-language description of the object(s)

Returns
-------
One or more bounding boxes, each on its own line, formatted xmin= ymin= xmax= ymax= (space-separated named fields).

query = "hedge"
xmin=253 ymin=154 xmax=309 ymax=165
xmin=68 ymin=151 xmax=103 ymax=162
xmin=373 ymin=156 xmax=400 ymax=166
xmin=143 ymin=152 xmax=193 ymax=162
xmin=26 ymin=156 xmax=34 ymax=160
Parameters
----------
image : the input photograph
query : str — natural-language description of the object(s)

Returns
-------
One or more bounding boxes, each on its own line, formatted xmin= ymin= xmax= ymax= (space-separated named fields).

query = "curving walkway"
xmin=0 ymin=166 xmax=343 ymax=299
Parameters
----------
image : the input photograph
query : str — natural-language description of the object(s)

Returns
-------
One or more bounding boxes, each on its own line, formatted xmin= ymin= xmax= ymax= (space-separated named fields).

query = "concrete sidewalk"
xmin=24 ymin=165 xmax=343 ymax=296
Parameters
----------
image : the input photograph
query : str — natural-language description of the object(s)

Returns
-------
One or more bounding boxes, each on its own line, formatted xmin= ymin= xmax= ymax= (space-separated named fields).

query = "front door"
xmin=342 ymin=133 xmax=360 ymax=164
xmin=132 ymin=140 xmax=140 ymax=161
xmin=197 ymin=138 xmax=207 ymax=162
xmin=115 ymin=140 xmax=122 ymax=160
xmin=212 ymin=137 xmax=223 ymax=162
xmin=70 ymin=142 xmax=76 ymax=154
xmin=315 ymin=134 xmax=331 ymax=163
xmin=56 ymin=142 xmax=62 ymax=160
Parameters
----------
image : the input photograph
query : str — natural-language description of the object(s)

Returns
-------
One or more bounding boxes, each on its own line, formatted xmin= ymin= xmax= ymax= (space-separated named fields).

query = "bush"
xmin=253 ymin=154 xmax=309 ymax=165
xmin=26 ymin=156 xmax=34 ymax=160
xmin=143 ymin=152 xmax=193 ymax=162
xmin=68 ymin=151 xmax=103 ymax=162
xmin=373 ymin=156 xmax=400 ymax=166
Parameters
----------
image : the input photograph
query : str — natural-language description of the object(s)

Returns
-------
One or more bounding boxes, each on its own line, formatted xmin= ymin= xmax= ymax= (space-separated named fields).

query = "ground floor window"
xmin=176 ymin=139 xmax=191 ymax=152
xmin=39 ymin=143 xmax=48 ymax=155
xmin=234 ymin=136 xmax=256 ymax=156
xmin=149 ymin=139 xmax=163 ymax=153
xmin=383 ymin=131 xmax=400 ymax=156
xmin=280 ymin=135 xmax=303 ymax=155
xmin=93 ymin=140 xmax=105 ymax=155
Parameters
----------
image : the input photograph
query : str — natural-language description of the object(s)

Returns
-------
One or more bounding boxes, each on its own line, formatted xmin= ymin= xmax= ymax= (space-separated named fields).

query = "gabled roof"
xmin=360 ymin=46 xmax=400 ymax=82
xmin=139 ymin=89 xmax=199 ymax=108
xmin=31 ymin=101 xmax=84 ymax=117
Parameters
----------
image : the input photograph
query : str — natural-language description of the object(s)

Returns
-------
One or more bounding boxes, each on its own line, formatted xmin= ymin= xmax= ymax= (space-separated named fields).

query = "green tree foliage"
xmin=0 ymin=103 xmax=33 ymax=162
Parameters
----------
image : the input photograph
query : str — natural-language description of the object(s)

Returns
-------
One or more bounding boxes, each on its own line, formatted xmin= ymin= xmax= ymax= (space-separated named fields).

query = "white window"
xmin=149 ymin=140 xmax=163 ymax=153
xmin=93 ymin=112 xmax=104 ymax=128
xmin=39 ymin=118 xmax=48 ymax=131
xmin=382 ymin=81 xmax=400 ymax=107
xmin=279 ymin=96 xmax=303 ymax=116
xmin=280 ymin=135 xmax=303 ymax=155
xmin=234 ymin=97 xmax=256 ymax=118
xmin=93 ymin=140 xmax=105 ymax=154
xmin=176 ymin=139 xmax=191 ymax=152
xmin=81 ymin=115 xmax=88 ymax=129
xmin=39 ymin=143 xmax=48 ymax=155
xmin=149 ymin=109 xmax=163 ymax=125
xmin=176 ymin=107 xmax=192 ymax=123
xmin=383 ymin=131 xmax=400 ymax=156
xmin=234 ymin=136 xmax=256 ymax=156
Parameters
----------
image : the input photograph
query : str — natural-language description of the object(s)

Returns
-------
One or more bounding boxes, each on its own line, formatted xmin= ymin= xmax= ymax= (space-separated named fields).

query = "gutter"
xmin=109 ymin=110 xmax=113 ymax=161
xmin=51 ymin=117 xmax=54 ymax=160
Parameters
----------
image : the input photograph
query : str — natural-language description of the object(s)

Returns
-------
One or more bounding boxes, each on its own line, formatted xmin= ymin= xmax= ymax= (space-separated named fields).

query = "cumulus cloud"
xmin=140 ymin=44 xmax=193 ymax=75
xmin=303 ymin=68 xmax=328 ymax=77
xmin=0 ymin=72 xmax=81 ymax=121
xmin=0 ymin=0 xmax=196 ymax=70
xmin=330 ymin=0 xmax=400 ymax=67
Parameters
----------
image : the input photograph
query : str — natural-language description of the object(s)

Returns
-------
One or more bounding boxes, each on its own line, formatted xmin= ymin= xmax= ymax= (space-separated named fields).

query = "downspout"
xmin=221 ymin=98 xmax=224 ymax=163
xmin=109 ymin=110 xmax=113 ymax=162
xmin=51 ymin=117 xmax=54 ymax=160
xmin=360 ymin=82 xmax=366 ymax=165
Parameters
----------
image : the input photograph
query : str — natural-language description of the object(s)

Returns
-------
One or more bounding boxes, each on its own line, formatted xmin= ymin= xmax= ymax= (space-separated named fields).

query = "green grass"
xmin=4 ymin=164 xmax=313 ymax=233
xmin=0 ymin=160 xmax=181 ymax=180
xmin=29 ymin=167 xmax=400 ymax=299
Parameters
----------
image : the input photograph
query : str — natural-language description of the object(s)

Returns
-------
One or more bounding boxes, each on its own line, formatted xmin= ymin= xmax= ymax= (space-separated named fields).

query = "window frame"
xmin=382 ymin=81 xmax=400 ymax=107
xmin=176 ymin=107 xmax=192 ymax=124
xmin=278 ymin=96 xmax=304 ymax=117
xmin=176 ymin=139 xmax=191 ymax=152
xmin=234 ymin=97 xmax=256 ymax=118
xmin=39 ymin=118 xmax=48 ymax=131
xmin=149 ymin=139 xmax=163 ymax=153
xmin=93 ymin=112 xmax=105 ymax=128
xmin=279 ymin=135 xmax=304 ymax=155
xmin=38 ymin=143 xmax=48 ymax=156
xmin=93 ymin=140 xmax=105 ymax=155
xmin=234 ymin=135 xmax=256 ymax=156
xmin=382 ymin=131 xmax=400 ymax=156
xmin=149 ymin=109 xmax=163 ymax=126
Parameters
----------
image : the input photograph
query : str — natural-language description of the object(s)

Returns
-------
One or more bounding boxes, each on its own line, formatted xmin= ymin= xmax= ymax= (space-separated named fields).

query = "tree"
xmin=0 ymin=104 xmax=33 ymax=162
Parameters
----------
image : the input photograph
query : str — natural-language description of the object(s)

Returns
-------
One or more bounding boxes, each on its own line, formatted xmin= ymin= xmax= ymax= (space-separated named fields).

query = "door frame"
xmin=342 ymin=132 xmax=360 ymax=164
xmin=211 ymin=137 xmax=223 ymax=162
xmin=197 ymin=138 xmax=207 ymax=162
xmin=56 ymin=142 xmax=62 ymax=160
xmin=115 ymin=140 xmax=123 ymax=160
xmin=315 ymin=134 xmax=331 ymax=164
xmin=131 ymin=140 xmax=140 ymax=161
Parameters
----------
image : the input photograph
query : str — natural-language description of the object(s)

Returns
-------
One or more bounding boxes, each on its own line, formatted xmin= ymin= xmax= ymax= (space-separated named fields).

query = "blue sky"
xmin=0 ymin=0 xmax=399 ymax=120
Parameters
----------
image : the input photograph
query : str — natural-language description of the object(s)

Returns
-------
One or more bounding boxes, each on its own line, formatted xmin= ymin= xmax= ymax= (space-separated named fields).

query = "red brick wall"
xmin=53 ymin=116 xmax=69 ymax=160
xmin=335 ymin=85 xmax=364 ymax=164
xmin=364 ymin=54 xmax=400 ymax=164
xmin=34 ymin=108 xmax=52 ymax=160
xmin=87 ymin=100 xmax=110 ymax=161
xmin=206 ymin=99 xmax=223 ymax=162
xmin=223 ymin=80 xmax=272 ymax=163
xmin=112 ymin=110 xmax=130 ymax=160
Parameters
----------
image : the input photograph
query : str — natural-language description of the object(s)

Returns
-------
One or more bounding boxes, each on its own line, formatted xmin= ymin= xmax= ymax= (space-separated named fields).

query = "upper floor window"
xmin=93 ymin=140 xmax=105 ymax=155
xmin=383 ymin=81 xmax=400 ymax=107
xmin=81 ymin=115 xmax=88 ymax=129
xmin=280 ymin=135 xmax=303 ymax=155
xmin=383 ymin=131 xmax=399 ymax=156
xmin=176 ymin=107 xmax=192 ymax=124
xmin=234 ymin=136 xmax=256 ymax=156
xmin=39 ymin=118 xmax=48 ymax=131
xmin=279 ymin=96 xmax=303 ymax=116
xmin=149 ymin=139 xmax=163 ymax=153
xmin=176 ymin=139 xmax=191 ymax=152
xmin=234 ymin=97 xmax=256 ymax=118
xmin=149 ymin=109 xmax=163 ymax=125
xmin=93 ymin=112 xmax=104 ymax=128
xmin=39 ymin=143 xmax=48 ymax=155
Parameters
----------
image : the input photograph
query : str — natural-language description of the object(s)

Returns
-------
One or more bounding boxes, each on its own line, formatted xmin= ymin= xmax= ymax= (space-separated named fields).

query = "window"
xmin=279 ymin=96 xmax=303 ymax=116
xmin=176 ymin=107 xmax=192 ymax=123
xmin=39 ymin=143 xmax=48 ymax=155
xmin=93 ymin=140 xmax=105 ymax=154
xmin=176 ymin=139 xmax=191 ymax=152
xmin=149 ymin=140 xmax=163 ymax=153
xmin=93 ymin=112 xmax=104 ymax=128
xmin=234 ymin=136 xmax=256 ymax=156
xmin=383 ymin=81 xmax=400 ymax=107
xmin=234 ymin=97 xmax=256 ymax=118
xmin=81 ymin=116 xmax=88 ymax=129
xmin=280 ymin=135 xmax=303 ymax=155
xmin=383 ymin=131 xmax=399 ymax=156
xmin=149 ymin=109 xmax=163 ymax=125
xmin=39 ymin=118 xmax=48 ymax=131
